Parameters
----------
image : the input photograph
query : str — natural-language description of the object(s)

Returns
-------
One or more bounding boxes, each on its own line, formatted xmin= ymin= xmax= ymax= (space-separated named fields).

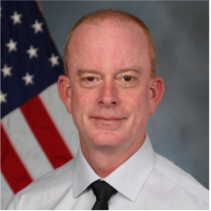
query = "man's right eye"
xmin=86 ymin=77 xmax=95 ymax=82
xmin=81 ymin=76 xmax=101 ymax=88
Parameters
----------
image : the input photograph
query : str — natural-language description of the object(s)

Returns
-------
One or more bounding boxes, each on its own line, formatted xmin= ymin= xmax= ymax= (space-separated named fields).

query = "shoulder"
xmin=7 ymin=158 xmax=75 ymax=209
xmin=22 ymin=158 xmax=75 ymax=192
xmin=151 ymin=153 xmax=209 ymax=209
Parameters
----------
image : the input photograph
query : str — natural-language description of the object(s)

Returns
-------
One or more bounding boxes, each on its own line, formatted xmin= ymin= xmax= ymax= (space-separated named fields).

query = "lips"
xmin=89 ymin=116 xmax=127 ymax=130
xmin=90 ymin=116 xmax=126 ymax=121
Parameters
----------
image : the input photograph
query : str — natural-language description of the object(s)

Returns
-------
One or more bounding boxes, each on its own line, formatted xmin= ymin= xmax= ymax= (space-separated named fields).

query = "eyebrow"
xmin=117 ymin=68 xmax=141 ymax=75
xmin=77 ymin=67 xmax=141 ymax=76
xmin=77 ymin=69 xmax=100 ymax=76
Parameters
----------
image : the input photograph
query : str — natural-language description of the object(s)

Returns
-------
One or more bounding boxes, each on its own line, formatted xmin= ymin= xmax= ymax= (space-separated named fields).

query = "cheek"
xmin=124 ymin=88 xmax=150 ymax=111
xmin=71 ymin=88 xmax=96 ymax=116
xmin=124 ymin=88 xmax=150 ymax=127
xmin=71 ymin=88 xmax=93 ymax=131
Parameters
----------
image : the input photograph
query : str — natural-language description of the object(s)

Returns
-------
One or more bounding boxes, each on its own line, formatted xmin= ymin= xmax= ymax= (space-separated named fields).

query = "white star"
xmin=6 ymin=39 xmax=18 ymax=52
xmin=10 ymin=11 xmax=22 ymax=25
xmin=48 ymin=54 xmax=60 ymax=67
xmin=1 ymin=64 xmax=12 ymax=77
xmin=0 ymin=91 xmax=7 ymax=104
xmin=22 ymin=72 xmax=34 ymax=86
xmin=1 ymin=7 xmax=2 ymax=17
xmin=26 ymin=45 xmax=38 ymax=59
xmin=31 ymin=20 xmax=43 ymax=33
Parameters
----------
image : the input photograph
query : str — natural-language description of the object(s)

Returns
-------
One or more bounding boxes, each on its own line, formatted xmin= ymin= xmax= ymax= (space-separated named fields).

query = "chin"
xmin=88 ymin=131 xmax=127 ymax=147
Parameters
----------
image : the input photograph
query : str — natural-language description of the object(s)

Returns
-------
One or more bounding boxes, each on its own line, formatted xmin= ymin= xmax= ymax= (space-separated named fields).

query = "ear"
xmin=57 ymin=75 xmax=72 ymax=114
xmin=149 ymin=76 xmax=164 ymax=115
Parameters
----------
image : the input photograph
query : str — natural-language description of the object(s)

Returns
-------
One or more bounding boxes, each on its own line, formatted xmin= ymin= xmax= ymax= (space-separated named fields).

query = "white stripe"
xmin=39 ymin=83 xmax=79 ymax=156
xmin=1 ymin=172 xmax=14 ymax=210
xmin=2 ymin=108 xmax=53 ymax=180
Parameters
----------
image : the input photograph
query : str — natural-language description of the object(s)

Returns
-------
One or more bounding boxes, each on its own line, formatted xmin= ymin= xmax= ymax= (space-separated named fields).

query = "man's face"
xmin=66 ymin=20 xmax=153 ymax=151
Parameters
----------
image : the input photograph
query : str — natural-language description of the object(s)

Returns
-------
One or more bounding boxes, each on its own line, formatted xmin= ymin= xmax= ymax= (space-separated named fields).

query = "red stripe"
xmin=1 ymin=125 xmax=33 ymax=193
xmin=20 ymin=95 xmax=73 ymax=169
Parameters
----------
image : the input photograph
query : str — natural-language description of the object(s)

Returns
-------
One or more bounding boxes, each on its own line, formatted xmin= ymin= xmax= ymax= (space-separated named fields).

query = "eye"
xmin=123 ymin=76 xmax=132 ymax=82
xmin=86 ymin=76 xmax=95 ymax=82
xmin=116 ymin=74 xmax=137 ymax=88
xmin=81 ymin=75 xmax=102 ymax=88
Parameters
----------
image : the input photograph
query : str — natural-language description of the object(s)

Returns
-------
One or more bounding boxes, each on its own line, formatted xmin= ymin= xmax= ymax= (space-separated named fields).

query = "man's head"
xmin=58 ymin=9 xmax=164 ymax=160
xmin=63 ymin=9 xmax=156 ymax=78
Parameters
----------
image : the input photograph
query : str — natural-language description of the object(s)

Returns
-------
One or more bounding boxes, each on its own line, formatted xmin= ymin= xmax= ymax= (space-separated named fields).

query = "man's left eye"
xmin=122 ymin=76 xmax=132 ymax=82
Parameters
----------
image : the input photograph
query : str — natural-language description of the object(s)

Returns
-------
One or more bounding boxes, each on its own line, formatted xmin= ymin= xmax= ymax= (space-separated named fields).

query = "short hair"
xmin=63 ymin=9 xmax=156 ymax=78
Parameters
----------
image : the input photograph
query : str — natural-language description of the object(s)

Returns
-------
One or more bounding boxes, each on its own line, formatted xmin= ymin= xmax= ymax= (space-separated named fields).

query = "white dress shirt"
xmin=7 ymin=135 xmax=209 ymax=210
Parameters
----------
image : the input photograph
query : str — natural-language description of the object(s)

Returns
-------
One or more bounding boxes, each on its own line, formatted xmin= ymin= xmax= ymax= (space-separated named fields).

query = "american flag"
xmin=1 ymin=1 xmax=79 ymax=209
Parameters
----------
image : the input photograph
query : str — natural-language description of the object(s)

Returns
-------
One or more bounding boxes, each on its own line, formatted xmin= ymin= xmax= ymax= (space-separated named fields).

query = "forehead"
xmin=67 ymin=19 xmax=150 ymax=72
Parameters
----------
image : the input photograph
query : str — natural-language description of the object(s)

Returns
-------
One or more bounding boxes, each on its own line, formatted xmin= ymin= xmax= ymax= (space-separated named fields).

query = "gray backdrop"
xmin=39 ymin=1 xmax=209 ymax=189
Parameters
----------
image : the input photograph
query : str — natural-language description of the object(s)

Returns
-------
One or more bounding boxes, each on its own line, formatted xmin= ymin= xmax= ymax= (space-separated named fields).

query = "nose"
xmin=98 ymin=79 xmax=119 ymax=107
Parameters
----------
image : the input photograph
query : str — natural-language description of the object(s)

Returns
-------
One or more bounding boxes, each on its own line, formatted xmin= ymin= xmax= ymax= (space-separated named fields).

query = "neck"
xmin=80 ymin=133 xmax=145 ymax=178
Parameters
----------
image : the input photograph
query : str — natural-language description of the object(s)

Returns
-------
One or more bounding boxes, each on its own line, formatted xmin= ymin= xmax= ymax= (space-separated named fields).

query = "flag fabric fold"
xmin=1 ymin=1 xmax=79 ymax=209
xmin=1 ymin=1 xmax=64 ymax=117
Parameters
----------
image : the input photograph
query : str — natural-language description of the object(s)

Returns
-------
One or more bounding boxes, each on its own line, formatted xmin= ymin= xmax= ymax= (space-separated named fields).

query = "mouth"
xmin=90 ymin=116 xmax=127 ymax=129
xmin=91 ymin=116 xmax=126 ymax=121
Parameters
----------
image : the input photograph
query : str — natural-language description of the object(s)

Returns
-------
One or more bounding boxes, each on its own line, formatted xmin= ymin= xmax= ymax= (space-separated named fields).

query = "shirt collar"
xmin=73 ymin=134 xmax=156 ymax=201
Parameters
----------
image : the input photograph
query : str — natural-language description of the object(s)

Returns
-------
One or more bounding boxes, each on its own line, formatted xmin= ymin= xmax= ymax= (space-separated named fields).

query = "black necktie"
xmin=91 ymin=180 xmax=117 ymax=210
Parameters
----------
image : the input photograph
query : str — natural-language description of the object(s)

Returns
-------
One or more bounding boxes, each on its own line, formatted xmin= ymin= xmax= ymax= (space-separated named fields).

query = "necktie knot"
xmin=91 ymin=180 xmax=117 ymax=210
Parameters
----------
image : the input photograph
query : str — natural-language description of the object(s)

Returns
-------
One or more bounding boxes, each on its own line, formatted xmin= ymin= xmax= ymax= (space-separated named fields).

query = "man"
xmin=7 ymin=9 xmax=208 ymax=210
